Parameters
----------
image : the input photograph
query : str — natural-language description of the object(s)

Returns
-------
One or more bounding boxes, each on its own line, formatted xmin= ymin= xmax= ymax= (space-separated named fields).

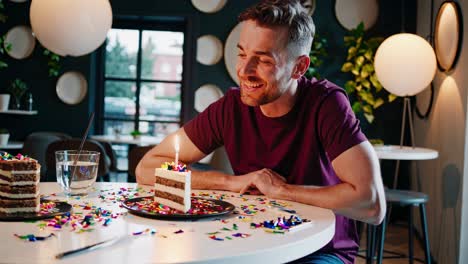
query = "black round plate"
xmin=122 ymin=196 xmax=235 ymax=220
xmin=0 ymin=200 xmax=72 ymax=222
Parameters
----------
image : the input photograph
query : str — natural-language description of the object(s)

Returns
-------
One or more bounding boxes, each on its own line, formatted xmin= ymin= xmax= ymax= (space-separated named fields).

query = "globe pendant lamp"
xmin=374 ymin=33 xmax=436 ymax=145
xmin=374 ymin=33 xmax=437 ymax=97
xmin=30 ymin=0 xmax=112 ymax=57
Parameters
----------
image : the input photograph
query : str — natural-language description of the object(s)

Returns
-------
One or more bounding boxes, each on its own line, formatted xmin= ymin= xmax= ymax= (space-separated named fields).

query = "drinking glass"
xmin=55 ymin=150 xmax=100 ymax=196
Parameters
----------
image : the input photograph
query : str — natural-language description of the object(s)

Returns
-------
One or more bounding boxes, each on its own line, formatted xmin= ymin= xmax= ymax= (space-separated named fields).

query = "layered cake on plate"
xmin=154 ymin=162 xmax=191 ymax=212
xmin=0 ymin=152 xmax=40 ymax=214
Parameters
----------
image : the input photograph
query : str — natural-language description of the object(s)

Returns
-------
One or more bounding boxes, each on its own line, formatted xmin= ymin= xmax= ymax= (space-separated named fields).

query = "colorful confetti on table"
xmin=250 ymin=215 xmax=311 ymax=233
xmin=14 ymin=233 xmax=55 ymax=242
xmin=124 ymin=197 xmax=227 ymax=215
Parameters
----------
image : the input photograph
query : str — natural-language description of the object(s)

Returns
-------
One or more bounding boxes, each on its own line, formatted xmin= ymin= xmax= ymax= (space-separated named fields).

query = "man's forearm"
xmin=136 ymin=156 xmax=239 ymax=191
xmin=276 ymin=183 xmax=384 ymax=225
xmin=191 ymin=170 xmax=233 ymax=190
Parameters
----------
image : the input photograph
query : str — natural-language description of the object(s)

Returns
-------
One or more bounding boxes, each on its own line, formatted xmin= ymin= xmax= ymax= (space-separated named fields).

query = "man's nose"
xmin=238 ymin=58 xmax=257 ymax=76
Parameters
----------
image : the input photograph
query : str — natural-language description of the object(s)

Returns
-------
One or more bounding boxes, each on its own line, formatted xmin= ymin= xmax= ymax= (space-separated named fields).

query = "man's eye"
xmin=237 ymin=53 xmax=246 ymax=58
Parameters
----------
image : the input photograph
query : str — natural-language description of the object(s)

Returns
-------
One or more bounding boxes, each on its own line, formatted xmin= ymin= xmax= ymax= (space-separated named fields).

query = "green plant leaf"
xmin=352 ymin=101 xmax=362 ymax=113
xmin=360 ymin=67 xmax=369 ymax=79
xmin=362 ymin=79 xmax=371 ymax=89
xmin=374 ymin=98 xmax=384 ymax=109
xmin=363 ymin=104 xmax=373 ymax=114
xmin=351 ymin=68 xmax=360 ymax=76
xmin=355 ymin=56 xmax=365 ymax=66
xmin=344 ymin=36 xmax=355 ymax=46
xmin=344 ymin=80 xmax=356 ymax=94
xmin=370 ymin=74 xmax=382 ymax=91
xmin=364 ymin=113 xmax=375 ymax=123
xmin=388 ymin=94 xmax=398 ymax=102
xmin=0 ymin=61 xmax=7 ymax=68
xmin=347 ymin=47 xmax=357 ymax=60
xmin=341 ymin=62 xmax=353 ymax=72
xmin=364 ymin=50 xmax=373 ymax=60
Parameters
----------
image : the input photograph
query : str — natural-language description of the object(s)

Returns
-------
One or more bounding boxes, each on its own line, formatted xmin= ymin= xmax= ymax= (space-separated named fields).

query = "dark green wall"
xmin=0 ymin=0 xmax=417 ymax=147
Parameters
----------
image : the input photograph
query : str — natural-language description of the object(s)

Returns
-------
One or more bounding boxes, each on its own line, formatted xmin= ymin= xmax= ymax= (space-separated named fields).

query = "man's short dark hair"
xmin=238 ymin=0 xmax=315 ymax=57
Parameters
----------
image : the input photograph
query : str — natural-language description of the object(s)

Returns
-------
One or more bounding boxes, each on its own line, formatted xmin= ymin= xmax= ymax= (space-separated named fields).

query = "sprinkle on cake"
xmin=154 ymin=162 xmax=191 ymax=212
xmin=0 ymin=152 xmax=40 ymax=214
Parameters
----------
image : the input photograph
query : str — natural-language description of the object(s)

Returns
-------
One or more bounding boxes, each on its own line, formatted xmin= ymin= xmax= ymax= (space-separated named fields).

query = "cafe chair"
xmin=100 ymin=140 xmax=118 ymax=172
xmin=21 ymin=131 xmax=72 ymax=180
xmin=367 ymin=189 xmax=432 ymax=264
xmin=44 ymin=139 xmax=113 ymax=182
xmin=128 ymin=145 xmax=154 ymax=182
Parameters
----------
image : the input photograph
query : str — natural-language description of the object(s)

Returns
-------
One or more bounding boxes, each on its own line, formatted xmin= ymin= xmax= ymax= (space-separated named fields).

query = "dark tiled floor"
xmin=356 ymin=222 xmax=426 ymax=264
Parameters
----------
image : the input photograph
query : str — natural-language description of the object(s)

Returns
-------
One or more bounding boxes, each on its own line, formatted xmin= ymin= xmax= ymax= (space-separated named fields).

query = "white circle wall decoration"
xmin=224 ymin=23 xmax=242 ymax=85
xmin=4 ymin=25 xmax=36 ymax=59
xmin=197 ymin=35 xmax=223 ymax=65
xmin=335 ymin=0 xmax=379 ymax=30
xmin=56 ymin=71 xmax=88 ymax=105
xmin=194 ymin=84 xmax=224 ymax=113
xmin=191 ymin=0 xmax=227 ymax=13
xmin=434 ymin=1 xmax=462 ymax=72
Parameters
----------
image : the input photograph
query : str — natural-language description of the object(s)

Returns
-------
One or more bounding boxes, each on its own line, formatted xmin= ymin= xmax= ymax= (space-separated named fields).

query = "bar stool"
xmin=371 ymin=189 xmax=432 ymax=264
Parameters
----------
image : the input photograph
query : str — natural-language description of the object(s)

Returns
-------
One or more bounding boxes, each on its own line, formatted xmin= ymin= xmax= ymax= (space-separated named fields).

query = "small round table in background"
xmin=373 ymin=145 xmax=439 ymax=160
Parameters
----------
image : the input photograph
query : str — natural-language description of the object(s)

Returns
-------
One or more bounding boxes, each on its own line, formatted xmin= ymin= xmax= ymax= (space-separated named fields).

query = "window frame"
xmin=95 ymin=16 xmax=190 ymax=135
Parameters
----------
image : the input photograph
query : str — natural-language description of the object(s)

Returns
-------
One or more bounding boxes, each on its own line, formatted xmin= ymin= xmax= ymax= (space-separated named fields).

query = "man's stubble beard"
xmin=240 ymin=88 xmax=280 ymax=106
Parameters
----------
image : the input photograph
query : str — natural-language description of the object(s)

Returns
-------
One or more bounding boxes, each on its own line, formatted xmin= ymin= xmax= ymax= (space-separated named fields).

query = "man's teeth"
xmin=244 ymin=81 xmax=262 ymax=88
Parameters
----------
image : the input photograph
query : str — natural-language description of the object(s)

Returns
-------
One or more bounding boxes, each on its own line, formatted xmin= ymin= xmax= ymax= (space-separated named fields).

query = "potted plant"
xmin=341 ymin=22 xmax=397 ymax=123
xmin=7 ymin=78 xmax=28 ymax=110
xmin=0 ymin=0 xmax=12 ymax=70
xmin=0 ymin=93 xmax=9 ymax=111
xmin=130 ymin=130 xmax=142 ymax=140
xmin=305 ymin=33 xmax=328 ymax=80
xmin=0 ymin=128 xmax=9 ymax=146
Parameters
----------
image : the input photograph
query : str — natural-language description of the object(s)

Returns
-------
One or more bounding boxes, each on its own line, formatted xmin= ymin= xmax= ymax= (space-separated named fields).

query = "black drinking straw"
xmin=68 ymin=112 xmax=95 ymax=190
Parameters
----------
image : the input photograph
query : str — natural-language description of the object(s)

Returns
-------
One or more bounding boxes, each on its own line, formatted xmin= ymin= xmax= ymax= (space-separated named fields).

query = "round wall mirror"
xmin=434 ymin=1 xmax=462 ymax=72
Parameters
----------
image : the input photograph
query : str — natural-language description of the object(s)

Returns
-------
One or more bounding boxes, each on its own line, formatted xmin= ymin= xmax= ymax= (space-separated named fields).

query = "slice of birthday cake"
xmin=154 ymin=162 xmax=191 ymax=212
xmin=0 ymin=152 xmax=40 ymax=214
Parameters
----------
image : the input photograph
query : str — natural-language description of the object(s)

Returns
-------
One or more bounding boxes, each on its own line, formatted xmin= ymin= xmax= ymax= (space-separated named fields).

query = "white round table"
xmin=90 ymin=135 xmax=163 ymax=146
xmin=0 ymin=183 xmax=335 ymax=264
xmin=373 ymin=145 xmax=439 ymax=160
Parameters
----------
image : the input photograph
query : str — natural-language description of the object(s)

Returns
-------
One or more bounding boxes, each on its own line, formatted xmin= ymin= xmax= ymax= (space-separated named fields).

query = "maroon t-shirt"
xmin=184 ymin=76 xmax=367 ymax=264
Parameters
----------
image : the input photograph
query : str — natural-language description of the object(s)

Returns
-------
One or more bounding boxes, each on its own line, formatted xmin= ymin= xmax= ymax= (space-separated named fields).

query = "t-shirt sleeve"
xmin=317 ymin=90 xmax=367 ymax=161
xmin=183 ymin=94 xmax=227 ymax=155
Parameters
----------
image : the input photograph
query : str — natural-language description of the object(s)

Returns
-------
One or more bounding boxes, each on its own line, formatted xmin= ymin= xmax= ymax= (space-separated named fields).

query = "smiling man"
xmin=136 ymin=0 xmax=386 ymax=263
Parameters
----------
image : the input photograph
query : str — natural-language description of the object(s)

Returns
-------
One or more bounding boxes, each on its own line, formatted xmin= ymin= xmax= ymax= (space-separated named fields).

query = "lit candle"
xmin=174 ymin=135 xmax=180 ymax=167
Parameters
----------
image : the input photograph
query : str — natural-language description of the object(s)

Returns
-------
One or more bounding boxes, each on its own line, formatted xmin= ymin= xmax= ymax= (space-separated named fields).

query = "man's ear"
xmin=291 ymin=55 xmax=311 ymax=79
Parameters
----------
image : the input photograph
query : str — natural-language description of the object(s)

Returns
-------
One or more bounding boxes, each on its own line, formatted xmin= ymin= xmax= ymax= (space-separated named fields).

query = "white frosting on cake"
xmin=154 ymin=168 xmax=190 ymax=182
xmin=0 ymin=191 xmax=39 ymax=199
xmin=154 ymin=183 xmax=187 ymax=197
xmin=0 ymin=177 xmax=40 ymax=186
xmin=154 ymin=168 xmax=191 ymax=212
xmin=0 ymin=168 xmax=40 ymax=178
xmin=0 ymin=205 xmax=40 ymax=213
